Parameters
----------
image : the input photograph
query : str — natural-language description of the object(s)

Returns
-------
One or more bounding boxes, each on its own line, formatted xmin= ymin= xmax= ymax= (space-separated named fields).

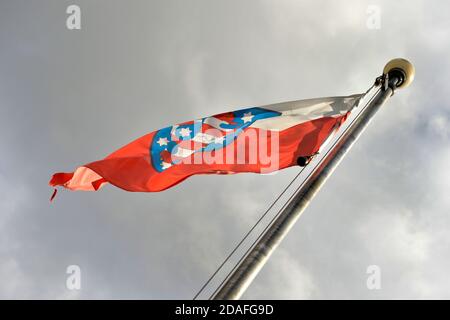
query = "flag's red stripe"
xmin=49 ymin=114 xmax=348 ymax=194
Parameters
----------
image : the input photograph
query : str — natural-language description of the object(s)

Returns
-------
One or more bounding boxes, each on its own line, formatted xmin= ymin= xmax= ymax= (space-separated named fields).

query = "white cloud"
xmin=428 ymin=114 xmax=450 ymax=139
xmin=243 ymin=249 xmax=317 ymax=299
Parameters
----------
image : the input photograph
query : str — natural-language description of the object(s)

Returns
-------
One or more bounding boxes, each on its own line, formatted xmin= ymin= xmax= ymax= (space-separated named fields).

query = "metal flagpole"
xmin=212 ymin=59 xmax=415 ymax=300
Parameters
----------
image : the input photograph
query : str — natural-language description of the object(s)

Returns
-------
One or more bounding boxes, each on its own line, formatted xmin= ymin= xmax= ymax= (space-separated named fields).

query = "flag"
xmin=49 ymin=94 xmax=362 ymax=198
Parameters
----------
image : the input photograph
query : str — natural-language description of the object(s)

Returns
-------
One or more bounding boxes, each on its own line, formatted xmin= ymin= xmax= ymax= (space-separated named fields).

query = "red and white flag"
xmin=49 ymin=94 xmax=362 ymax=199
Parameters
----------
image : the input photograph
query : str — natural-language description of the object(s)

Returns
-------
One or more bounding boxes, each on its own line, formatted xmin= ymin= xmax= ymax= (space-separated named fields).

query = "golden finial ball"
xmin=383 ymin=58 xmax=415 ymax=89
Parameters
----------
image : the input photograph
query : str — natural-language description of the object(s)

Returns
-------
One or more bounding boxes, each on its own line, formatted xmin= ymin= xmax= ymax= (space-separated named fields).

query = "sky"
xmin=0 ymin=0 xmax=449 ymax=299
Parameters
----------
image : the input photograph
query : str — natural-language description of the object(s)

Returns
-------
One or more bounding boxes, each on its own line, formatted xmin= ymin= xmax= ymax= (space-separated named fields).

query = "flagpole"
xmin=211 ymin=59 xmax=415 ymax=300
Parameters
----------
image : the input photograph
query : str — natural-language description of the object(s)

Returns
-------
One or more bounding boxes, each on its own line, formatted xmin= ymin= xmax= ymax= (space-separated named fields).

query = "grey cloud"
xmin=0 ymin=0 xmax=449 ymax=299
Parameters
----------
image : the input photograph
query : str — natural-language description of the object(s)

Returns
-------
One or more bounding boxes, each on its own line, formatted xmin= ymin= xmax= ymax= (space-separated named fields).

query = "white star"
xmin=161 ymin=161 xmax=172 ymax=170
xmin=157 ymin=137 xmax=169 ymax=146
xmin=179 ymin=127 xmax=192 ymax=137
xmin=241 ymin=112 xmax=254 ymax=123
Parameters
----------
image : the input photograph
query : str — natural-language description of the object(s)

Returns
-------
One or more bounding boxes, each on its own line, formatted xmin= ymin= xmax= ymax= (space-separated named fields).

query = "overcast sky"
xmin=1 ymin=0 xmax=449 ymax=299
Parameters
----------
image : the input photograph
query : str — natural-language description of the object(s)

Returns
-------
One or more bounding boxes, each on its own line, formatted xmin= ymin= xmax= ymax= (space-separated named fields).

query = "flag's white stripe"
xmin=249 ymin=113 xmax=342 ymax=131
xmin=261 ymin=95 xmax=361 ymax=114
xmin=250 ymin=95 xmax=361 ymax=131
